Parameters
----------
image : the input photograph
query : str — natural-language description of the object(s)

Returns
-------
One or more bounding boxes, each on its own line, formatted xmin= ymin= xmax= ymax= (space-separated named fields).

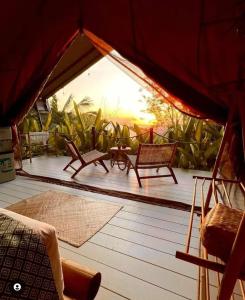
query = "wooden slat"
xmin=100 ymin=224 xmax=198 ymax=256
xmin=122 ymin=205 xmax=199 ymax=226
xmin=90 ymin=232 xmax=198 ymax=279
xmin=109 ymin=217 xmax=199 ymax=249
xmin=117 ymin=210 xmax=200 ymax=237
xmin=0 ymin=174 xmax=203 ymax=300
xmin=60 ymin=241 xmax=196 ymax=299
xmin=95 ymin=287 xmax=129 ymax=300
xmin=60 ymin=246 xmax=187 ymax=300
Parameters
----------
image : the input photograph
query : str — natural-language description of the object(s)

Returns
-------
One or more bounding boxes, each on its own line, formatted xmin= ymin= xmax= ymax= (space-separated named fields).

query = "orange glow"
xmin=55 ymin=57 xmax=156 ymax=126
xmin=135 ymin=112 xmax=156 ymax=126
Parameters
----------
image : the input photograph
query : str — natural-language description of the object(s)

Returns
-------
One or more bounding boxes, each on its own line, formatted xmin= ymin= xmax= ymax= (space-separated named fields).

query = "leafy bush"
xmin=19 ymin=94 xmax=223 ymax=171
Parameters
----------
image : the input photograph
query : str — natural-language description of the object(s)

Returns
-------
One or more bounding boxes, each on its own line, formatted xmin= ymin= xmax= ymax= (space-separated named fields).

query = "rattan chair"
xmin=126 ymin=143 xmax=178 ymax=187
xmin=23 ymin=132 xmax=50 ymax=163
xmin=63 ymin=137 xmax=109 ymax=179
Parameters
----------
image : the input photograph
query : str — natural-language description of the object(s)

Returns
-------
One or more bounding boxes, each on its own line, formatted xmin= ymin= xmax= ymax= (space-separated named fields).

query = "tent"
xmin=0 ymin=0 xmax=244 ymax=177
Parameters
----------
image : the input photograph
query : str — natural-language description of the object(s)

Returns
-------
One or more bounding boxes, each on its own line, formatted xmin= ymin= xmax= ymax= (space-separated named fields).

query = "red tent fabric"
xmin=0 ymin=1 xmax=244 ymax=165
xmin=81 ymin=0 xmax=244 ymax=125
xmin=0 ymin=1 xmax=81 ymax=125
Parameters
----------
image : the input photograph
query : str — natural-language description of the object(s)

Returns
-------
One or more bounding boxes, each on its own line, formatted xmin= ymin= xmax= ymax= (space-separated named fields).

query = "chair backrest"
xmin=64 ymin=137 xmax=85 ymax=163
xmin=29 ymin=131 xmax=49 ymax=145
xmin=136 ymin=143 xmax=177 ymax=166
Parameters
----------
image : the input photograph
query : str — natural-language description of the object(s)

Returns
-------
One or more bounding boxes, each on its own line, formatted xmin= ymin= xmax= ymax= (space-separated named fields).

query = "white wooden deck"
xmin=22 ymin=156 xmax=212 ymax=207
xmin=0 ymin=157 xmax=242 ymax=299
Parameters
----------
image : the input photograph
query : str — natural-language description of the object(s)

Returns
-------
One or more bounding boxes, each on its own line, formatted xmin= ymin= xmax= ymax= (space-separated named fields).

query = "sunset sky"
xmin=54 ymin=56 xmax=156 ymax=126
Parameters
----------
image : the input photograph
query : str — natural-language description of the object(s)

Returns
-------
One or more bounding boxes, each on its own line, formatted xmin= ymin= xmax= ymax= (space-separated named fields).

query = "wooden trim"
xmin=205 ymin=108 xmax=235 ymax=212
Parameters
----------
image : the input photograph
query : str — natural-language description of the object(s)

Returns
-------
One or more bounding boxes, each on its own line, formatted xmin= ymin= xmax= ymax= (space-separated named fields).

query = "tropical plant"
xmin=18 ymin=108 xmax=42 ymax=133
xmin=19 ymin=92 xmax=223 ymax=171
xmin=144 ymin=102 xmax=223 ymax=170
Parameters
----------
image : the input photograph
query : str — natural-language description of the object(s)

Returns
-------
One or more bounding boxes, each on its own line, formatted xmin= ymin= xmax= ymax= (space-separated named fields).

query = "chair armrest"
xmin=61 ymin=258 xmax=101 ymax=300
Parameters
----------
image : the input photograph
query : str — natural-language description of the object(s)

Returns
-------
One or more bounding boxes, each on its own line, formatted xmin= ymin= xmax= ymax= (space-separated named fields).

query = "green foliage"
xmin=145 ymin=104 xmax=223 ymax=170
xmin=19 ymin=92 xmax=223 ymax=171
xmin=19 ymin=108 xmax=41 ymax=133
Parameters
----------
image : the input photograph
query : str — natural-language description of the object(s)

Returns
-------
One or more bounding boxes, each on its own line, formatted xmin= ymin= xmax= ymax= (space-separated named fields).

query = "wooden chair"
xmin=126 ymin=143 xmax=178 ymax=187
xmin=22 ymin=131 xmax=56 ymax=163
xmin=63 ymin=137 xmax=109 ymax=179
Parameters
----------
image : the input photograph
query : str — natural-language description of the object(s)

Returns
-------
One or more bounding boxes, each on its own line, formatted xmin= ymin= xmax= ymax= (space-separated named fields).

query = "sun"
xmin=135 ymin=112 xmax=156 ymax=126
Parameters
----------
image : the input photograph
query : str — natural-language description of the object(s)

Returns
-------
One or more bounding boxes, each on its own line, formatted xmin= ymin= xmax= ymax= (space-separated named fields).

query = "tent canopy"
xmin=0 ymin=1 xmax=244 ymax=156
xmin=40 ymin=34 xmax=102 ymax=100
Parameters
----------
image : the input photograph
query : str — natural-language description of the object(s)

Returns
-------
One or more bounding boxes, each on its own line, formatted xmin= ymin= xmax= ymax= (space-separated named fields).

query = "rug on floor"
xmin=6 ymin=190 xmax=122 ymax=247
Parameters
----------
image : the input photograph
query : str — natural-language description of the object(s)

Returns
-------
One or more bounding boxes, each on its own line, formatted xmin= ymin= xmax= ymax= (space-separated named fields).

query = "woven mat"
xmin=6 ymin=191 xmax=122 ymax=247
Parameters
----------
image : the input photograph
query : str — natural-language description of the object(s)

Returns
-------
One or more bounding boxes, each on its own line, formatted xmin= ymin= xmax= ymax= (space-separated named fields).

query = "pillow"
xmin=200 ymin=204 xmax=244 ymax=267
xmin=0 ymin=208 xmax=64 ymax=299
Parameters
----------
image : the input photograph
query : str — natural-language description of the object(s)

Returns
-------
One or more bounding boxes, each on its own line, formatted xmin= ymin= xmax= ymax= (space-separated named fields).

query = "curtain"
xmin=81 ymin=0 xmax=244 ymax=125
xmin=0 ymin=1 xmax=82 ymax=126
xmin=0 ymin=0 xmax=244 ymax=175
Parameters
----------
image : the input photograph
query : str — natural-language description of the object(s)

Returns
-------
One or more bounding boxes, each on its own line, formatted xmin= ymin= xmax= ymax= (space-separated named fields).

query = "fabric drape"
xmin=0 ymin=1 xmax=81 ymax=126
xmin=0 ymin=1 xmax=244 ymax=175
xmin=81 ymin=0 xmax=244 ymax=126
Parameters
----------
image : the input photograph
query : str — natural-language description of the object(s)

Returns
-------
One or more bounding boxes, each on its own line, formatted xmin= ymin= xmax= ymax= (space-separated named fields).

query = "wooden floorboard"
xmin=0 ymin=163 xmax=243 ymax=299
xmin=0 ymin=176 xmax=202 ymax=299
xmin=22 ymin=156 xmax=211 ymax=207
xmin=60 ymin=241 xmax=197 ymax=300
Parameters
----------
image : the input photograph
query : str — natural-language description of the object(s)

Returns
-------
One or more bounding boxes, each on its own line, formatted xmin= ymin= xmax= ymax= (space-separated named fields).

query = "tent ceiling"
xmin=40 ymin=34 xmax=102 ymax=99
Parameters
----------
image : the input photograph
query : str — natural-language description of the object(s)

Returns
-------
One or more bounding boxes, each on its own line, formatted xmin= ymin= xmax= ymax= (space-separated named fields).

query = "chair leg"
xmin=99 ymin=160 xmax=109 ymax=173
xmin=63 ymin=158 xmax=76 ymax=171
xmin=71 ymin=165 xmax=84 ymax=179
xmin=133 ymin=167 xmax=142 ymax=187
xmin=126 ymin=162 xmax=131 ymax=175
xmin=168 ymin=166 xmax=178 ymax=184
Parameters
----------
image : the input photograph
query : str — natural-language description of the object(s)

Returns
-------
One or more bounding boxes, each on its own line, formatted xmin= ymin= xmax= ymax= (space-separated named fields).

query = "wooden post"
xmin=204 ymin=108 xmax=235 ymax=213
xmin=28 ymin=132 xmax=32 ymax=163
xmin=92 ymin=127 xmax=96 ymax=149
xmin=149 ymin=128 xmax=153 ymax=144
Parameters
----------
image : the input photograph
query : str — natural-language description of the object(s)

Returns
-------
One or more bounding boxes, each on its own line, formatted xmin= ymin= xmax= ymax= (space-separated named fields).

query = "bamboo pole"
xmin=185 ymin=177 xmax=197 ymax=253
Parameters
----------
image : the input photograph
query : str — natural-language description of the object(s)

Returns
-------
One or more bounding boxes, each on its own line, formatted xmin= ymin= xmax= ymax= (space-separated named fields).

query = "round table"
xmin=109 ymin=146 xmax=131 ymax=170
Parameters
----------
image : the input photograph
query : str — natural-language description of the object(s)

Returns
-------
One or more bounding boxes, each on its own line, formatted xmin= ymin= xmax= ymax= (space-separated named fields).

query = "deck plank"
xmin=109 ymin=217 xmax=199 ymax=249
xmin=117 ymin=210 xmax=200 ymax=237
xmin=60 ymin=241 xmax=196 ymax=299
xmin=0 ymin=176 xmax=199 ymax=299
xmin=89 ymin=232 xmax=198 ymax=279
xmin=60 ymin=246 xmax=187 ymax=300
xmin=0 ymin=157 xmax=242 ymax=299
xmin=22 ymin=156 xmax=211 ymax=207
